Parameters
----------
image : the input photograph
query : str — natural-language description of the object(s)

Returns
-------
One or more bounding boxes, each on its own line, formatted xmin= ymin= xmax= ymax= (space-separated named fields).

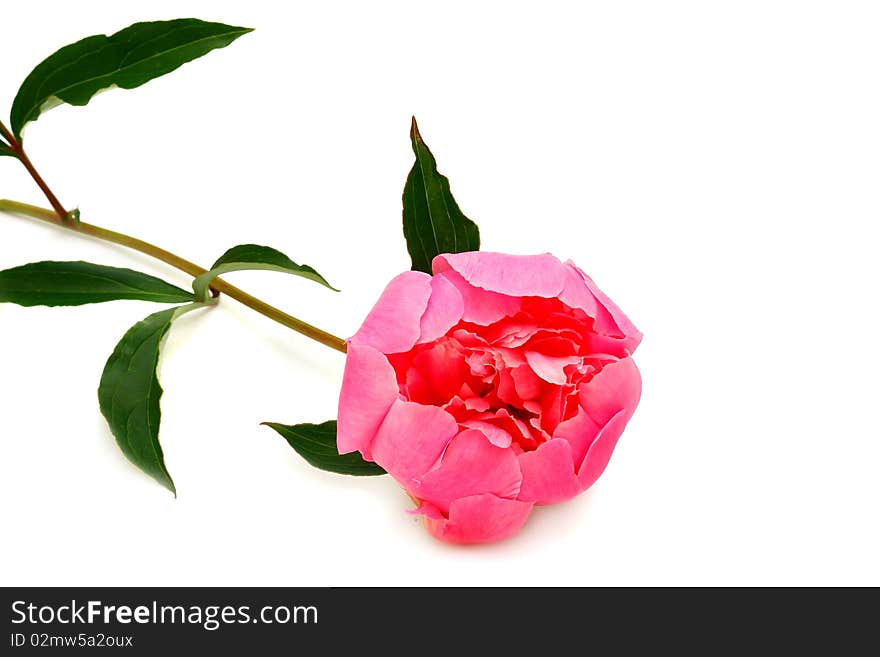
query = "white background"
xmin=1 ymin=1 xmax=878 ymax=586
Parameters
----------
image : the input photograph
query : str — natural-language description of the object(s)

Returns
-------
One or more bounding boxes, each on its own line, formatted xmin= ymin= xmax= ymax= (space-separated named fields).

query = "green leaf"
xmin=262 ymin=421 xmax=387 ymax=476
xmin=0 ymin=143 xmax=16 ymax=158
xmin=98 ymin=302 xmax=213 ymax=493
xmin=0 ymin=261 xmax=195 ymax=307
xmin=193 ymin=244 xmax=338 ymax=301
xmin=402 ymin=117 xmax=480 ymax=274
xmin=10 ymin=18 xmax=253 ymax=138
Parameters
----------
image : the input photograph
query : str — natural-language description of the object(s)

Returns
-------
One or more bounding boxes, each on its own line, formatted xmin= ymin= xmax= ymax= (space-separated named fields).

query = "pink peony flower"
xmin=338 ymin=252 xmax=642 ymax=544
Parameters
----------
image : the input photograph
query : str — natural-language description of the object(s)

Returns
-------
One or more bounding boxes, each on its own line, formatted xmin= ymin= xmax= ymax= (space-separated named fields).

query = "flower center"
xmin=388 ymin=297 xmax=622 ymax=453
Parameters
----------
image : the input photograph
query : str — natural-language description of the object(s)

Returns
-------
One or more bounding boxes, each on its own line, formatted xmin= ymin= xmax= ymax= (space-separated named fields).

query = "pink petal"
xmin=451 ymin=328 xmax=490 ymax=350
xmin=552 ymin=404 xmax=603 ymax=468
xmin=585 ymin=334 xmax=636 ymax=360
xmin=517 ymin=438 xmax=580 ymax=504
xmin=563 ymin=262 xmax=642 ymax=352
xmin=463 ymin=395 xmax=491 ymax=412
xmin=537 ymin=384 xmax=572 ymax=435
xmin=495 ymin=369 xmax=522 ymax=409
xmin=403 ymin=366 xmax=430 ymax=403
xmin=350 ymin=271 xmax=432 ymax=353
xmin=418 ymin=274 xmax=464 ymax=344
xmin=465 ymin=350 xmax=495 ymax=377
xmin=434 ymin=271 xmax=520 ymax=326
xmin=445 ymin=392 xmax=491 ymax=417
xmin=577 ymin=409 xmax=628 ymax=489
xmin=528 ymin=417 xmax=553 ymax=443
xmin=460 ymin=421 xmax=513 ymax=448
xmin=409 ymin=341 xmax=469 ymax=405
xmin=371 ymin=399 xmax=459 ymax=482
xmin=409 ymin=500 xmax=444 ymax=521
xmin=559 ymin=264 xmax=602 ymax=318
xmin=500 ymin=410 xmax=537 ymax=445
xmin=511 ymin=365 xmax=543 ymax=400
xmin=470 ymin=408 xmax=535 ymax=444
xmin=415 ymin=494 xmax=534 ymax=544
xmin=411 ymin=429 xmax=522 ymax=513
xmin=495 ymin=346 xmax=526 ymax=368
xmin=524 ymin=351 xmax=581 ymax=385
xmin=578 ymin=268 xmax=642 ymax=345
xmin=525 ymin=335 xmax=579 ymax=357
xmin=433 ymin=252 xmax=568 ymax=298
xmin=486 ymin=320 xmax=539 ymax=348
xmin=578 ymin=356 xmax=642 ymax=426
xmin=337 ymin=343 xmax=399 ymax=459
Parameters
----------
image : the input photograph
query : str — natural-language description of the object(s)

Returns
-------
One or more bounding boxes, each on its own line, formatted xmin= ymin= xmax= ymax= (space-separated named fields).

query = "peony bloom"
xmin=337 ymin=252 xmax=642 ymax=543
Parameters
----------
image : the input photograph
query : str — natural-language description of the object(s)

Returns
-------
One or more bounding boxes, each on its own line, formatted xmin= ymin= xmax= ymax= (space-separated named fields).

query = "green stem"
xmin=0 ymin=120 xmax=70 ymax=222
xmin=0 ymin=199 xmax=348 ymax=354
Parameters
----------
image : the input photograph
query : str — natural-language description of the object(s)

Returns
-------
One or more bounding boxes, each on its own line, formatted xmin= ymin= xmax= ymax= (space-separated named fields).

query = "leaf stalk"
xmin=0 ymin=119 xmax=71 ymax=222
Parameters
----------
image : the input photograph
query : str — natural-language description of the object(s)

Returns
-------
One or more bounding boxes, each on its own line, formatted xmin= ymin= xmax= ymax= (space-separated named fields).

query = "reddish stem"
xmin=0 ymin=121 xmax=69 ymax=222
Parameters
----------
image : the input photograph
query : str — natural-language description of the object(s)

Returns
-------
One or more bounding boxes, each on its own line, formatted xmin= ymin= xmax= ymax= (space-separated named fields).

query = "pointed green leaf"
xmin=402 ymin=117 xmax=480 ymax=274
xmin=193 ymin=244 xmax=338 ymax=301
xmin=0 ymin=143 xmax=15 ymax=158
xmin=98 ymin=302 xmax=213 ymax=493
xmin=0 ymin=261 xmax=195 ymax=307
xmin=10 ymin=18 xmax=253 ymax=138
xmin=262 ymin=421 xmax=387 ymax=476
